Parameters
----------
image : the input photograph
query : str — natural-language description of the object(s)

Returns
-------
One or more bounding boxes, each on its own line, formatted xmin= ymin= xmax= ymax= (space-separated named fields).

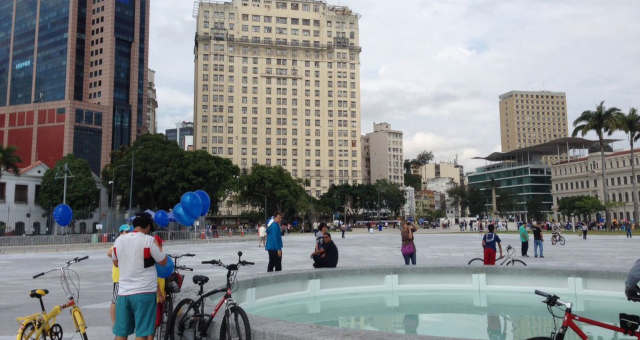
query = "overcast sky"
xmin=149 ymin=0 xmax=640 ymax=171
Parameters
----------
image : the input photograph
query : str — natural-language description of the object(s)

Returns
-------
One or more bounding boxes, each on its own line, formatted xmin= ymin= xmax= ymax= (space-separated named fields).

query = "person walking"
xmin=258 ymin=224 xmax=266 ymax=247
xmin=628 ymin=223 xmax=633 ymax=238
xmin=107 ymin=224 xmax=131 ymax=326
xmin=482 ymin=224 xmax=503 ymax=265
xmin=582 ymin=223 xmax=588 ymax=240
xmin=265 ymin=212 xmax=283 ymax=272
xmin=519 ymin=223 xmax=529 ymax=257
xmin=401 ymin=221 xmax=417 ymax=265
xmin=532 ymin=223 xmax=544 ymax=258
xmin=112 ymin=213 xmax=168 ymax=340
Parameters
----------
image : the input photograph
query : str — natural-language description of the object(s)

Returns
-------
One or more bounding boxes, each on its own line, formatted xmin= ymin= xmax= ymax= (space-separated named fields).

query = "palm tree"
xmin=614 ymin=108 xmax=640 ymax=224
xmin=0 ymin=145 xmax=21 ymax=178
xmin=572 ymin=101 xmax=621 ymax=227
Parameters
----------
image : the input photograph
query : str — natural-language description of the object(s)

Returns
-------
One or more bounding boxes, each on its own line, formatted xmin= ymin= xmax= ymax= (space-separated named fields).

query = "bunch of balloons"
xmin=153 ymin=190 xmax=211 ymax=227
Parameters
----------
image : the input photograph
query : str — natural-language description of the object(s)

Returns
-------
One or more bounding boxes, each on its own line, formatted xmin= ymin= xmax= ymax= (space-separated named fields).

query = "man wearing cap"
xmin=107 ymin=224 xmax=131 ymax=326
xmin=112 ymin=213 xmax=168 ymax=340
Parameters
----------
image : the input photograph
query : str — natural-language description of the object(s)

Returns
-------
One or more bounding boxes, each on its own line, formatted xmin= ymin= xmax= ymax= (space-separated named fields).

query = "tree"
xmin=467 ymin=187 xmax=486 ymax=217
xmin=375 ymin=180 xmax=406 ymax=216
xmin=103 ymin=134 xmax=239 ymax=212
xmin=575 ymin=196 xmax=605 ymax=220
xmin=0 ymin=145 xmax=21 ymax=178
xmin=496 ymin=189 xmax=517 ymax=217
xmin=415 ymin=151 xmax=434 ymax=165
xmin=526 ymin=196 xmax=546 ymax=223
xmin=238 ymin=164 xmax=309 ymax=219
xmin=572 ymin=101 xmax=621 ymax=227
xmin=614 ymin=107 xmax=640 ymax=223
xmin=447 ymin=184 xmax=467 ymax=217
xmin=404 ymin=173 xmax=422 ymax=191
xmin=37 ymin=155 xmax=100 ymax=220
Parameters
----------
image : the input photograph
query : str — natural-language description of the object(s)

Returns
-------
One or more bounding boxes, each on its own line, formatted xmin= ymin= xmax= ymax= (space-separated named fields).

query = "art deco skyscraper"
xmin=193 ymin=0 xmax=362 ymax=198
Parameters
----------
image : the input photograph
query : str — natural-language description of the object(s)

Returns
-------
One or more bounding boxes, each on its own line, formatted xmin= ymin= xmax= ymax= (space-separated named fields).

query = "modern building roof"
xmin=474 ymin=137 xmax=618 ymax=162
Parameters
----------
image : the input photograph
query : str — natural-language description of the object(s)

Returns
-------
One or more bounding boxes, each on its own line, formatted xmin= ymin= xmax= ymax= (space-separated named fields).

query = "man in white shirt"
xmin=112 ymin=213 xmax=167 ymax=340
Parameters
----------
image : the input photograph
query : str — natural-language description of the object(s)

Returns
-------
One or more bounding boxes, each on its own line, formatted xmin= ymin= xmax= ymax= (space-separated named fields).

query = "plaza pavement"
xmin=1 ymin=229 xmax=638 ymax=339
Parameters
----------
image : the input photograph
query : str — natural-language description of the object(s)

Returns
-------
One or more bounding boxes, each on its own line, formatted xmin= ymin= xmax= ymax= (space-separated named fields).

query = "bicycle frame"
xmin=16 ymin=298 xmax=85 ymax=339
xmin=556 ymin=308 xmax=640 ymax=339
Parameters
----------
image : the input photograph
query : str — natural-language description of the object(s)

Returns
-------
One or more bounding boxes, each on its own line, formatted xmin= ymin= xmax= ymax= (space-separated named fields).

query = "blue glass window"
xmin=35 ymin=0 xmax=69 ymax=102
xmin=73 ymin=0 xmax=86 ymax=101
xmin=84 ymin=110 xmax=93 ymax=125
xmin=73 ymin=126 xmax=102 ymax=174
xmin=0 ymin=0 xmax=14 ymax=107
xmin=75 ymin=109 xmax=84 ymax=123
xmin=10 ymin=0 xmax=38 ymax=105
xmin=94 ymin=112 xmax=102 ymax=126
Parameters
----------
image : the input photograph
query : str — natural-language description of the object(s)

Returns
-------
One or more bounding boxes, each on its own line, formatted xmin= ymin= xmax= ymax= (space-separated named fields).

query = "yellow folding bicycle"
xmin=16 ymin=256 xmax=89 ymax=340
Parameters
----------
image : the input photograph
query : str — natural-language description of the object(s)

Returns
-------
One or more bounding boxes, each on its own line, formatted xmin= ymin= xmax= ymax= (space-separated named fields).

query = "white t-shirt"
xmin=258 ymin=225 xmax=266 ymax=237
xmin=113 ymin=232 xmax=166 ymax=296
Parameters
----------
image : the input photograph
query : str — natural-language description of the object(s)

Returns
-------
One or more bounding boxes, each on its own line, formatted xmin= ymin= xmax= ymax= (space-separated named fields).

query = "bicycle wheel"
xmin=219 ymin=305 xmax=251 ymax=340
xmin=80 ymin=331 xmax=88 ymax=340
xmin=467 ymin=258 xmax=484 ymax=266
xmin=551 ymin=237 xmax=556 ymax=245
xmin=156 ymin=295 xmax=173 ymax=340
xmin=17 ymin=322 xmax=40 ymax=340
xmin=508 ymin=259 xmax=527 ymax=266
xmin=168 ymin=298 xmax=196 ymax=340
xmin=558 ymin=236 xmax=566 ymax=246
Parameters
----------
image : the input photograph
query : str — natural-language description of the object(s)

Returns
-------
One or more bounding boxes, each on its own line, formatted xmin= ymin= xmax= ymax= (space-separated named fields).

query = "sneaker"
xmin=540 ymin=256 xmax=544 ymax=258
xmin=535 ymin=255 xmax=538 ymax=258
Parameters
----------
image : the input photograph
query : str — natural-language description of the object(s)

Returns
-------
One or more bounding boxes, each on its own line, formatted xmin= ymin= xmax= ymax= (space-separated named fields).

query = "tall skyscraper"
xmin=193 ymin=0 xmax=362 ymax=198
xmin=0 ymin=0 xmax=149 ymax=174
xmin=500 ymin=90 xmax=568 ymax=164
xmin=361 ymin=122 xmax=403 ymax=185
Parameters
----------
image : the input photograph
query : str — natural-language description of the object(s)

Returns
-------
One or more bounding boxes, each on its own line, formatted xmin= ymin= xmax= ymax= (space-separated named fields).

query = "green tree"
xmin=557 ymin=196 xmax=579 ymax=220
xmin=614 ymin=107 xmax=640 ymax=223
xmin=0 ymin=145 xmax=21 ymax=178
xmin=103 ymin=134 xmax=238 ymax=212
xmin=37 ymin=154 xmax=100 ymax=220
xmin=404 ymin=173 xmax=422 ymax=191
xmin=238 ymin=164 xmax=309 ymax=219
xmin=415 ymin=151 xmax=434 ymax=165
xmin=526 ymin=196 xmax=546 ymax=223
xmin=375 ymin=180 xmax=406 ymax=216
xmin=467 ymin=187 xmax=486 ymax=217
xmin=575 ymin=196 xmax=605 ymax=220
xmin=572 ymin=101 xmax=621 ymax=227
xmin=496 ymin=189 xmax=517 ymax=217
xmin=447 ymin=184 xmax=468 ymax=217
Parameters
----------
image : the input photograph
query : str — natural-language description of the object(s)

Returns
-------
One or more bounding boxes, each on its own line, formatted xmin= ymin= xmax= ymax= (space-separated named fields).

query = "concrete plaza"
xmin=1 ymin=230 xmax=638 ymax=339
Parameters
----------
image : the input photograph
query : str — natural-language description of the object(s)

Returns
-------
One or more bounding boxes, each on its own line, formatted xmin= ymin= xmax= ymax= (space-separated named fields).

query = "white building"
xmin=402 ymin=186 xmax=415 ymax=218
xmin=0 ymin=162 xmax=109 ymax=236
xmin=361 ymin=122 xmax=403 ymax=185
xmin=425 ymin=177 xmax=458 ymax=219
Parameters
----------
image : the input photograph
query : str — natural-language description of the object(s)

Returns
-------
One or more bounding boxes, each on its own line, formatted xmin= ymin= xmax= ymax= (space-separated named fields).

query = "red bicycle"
xmin=528 ymin=290 xmax=640 ymax=339
xmin=169 ymin=251 xmax=254 ymax=340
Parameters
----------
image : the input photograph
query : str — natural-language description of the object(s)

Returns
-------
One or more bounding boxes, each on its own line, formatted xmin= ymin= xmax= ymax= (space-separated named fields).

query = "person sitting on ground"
xmin=626 ymin=258 xmax=640 ymax=302
xmin=310 ymin=223 xmax=328 ymax=258
xmin=313 ymin=232 xmax=338 ymax=268
xmin=482 ymin=224 xmax=502 ymax=266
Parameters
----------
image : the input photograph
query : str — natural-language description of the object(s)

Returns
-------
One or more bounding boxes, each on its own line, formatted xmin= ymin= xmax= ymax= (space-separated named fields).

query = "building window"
xmin=15 ymin=185 xmax=28 ymax=204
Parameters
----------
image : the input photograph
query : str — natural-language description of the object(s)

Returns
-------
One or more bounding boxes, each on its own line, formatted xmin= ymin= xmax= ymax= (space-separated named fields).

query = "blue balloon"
xmin=195 ymin=190 xmax=211 ymax=217
xmin=156 ymin=256 xmax=174 ymax=279
xmin=180 ymin=192 xmax=202 ymax=220
xmin=173 ymin=204 xmax=194 ymax=226
xmin=53 ymin=204 xmax=73 ymax=227
xmin=154 ymin=210 xmax=170 ymax=228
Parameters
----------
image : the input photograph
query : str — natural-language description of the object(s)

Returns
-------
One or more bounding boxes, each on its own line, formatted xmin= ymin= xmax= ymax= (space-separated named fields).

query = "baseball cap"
xmin=119 ymin=224 xmax=130 ymax=233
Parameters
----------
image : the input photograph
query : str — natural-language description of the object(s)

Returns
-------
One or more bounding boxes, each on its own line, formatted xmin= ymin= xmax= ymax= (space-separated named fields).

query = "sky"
xmin=149 ymin=0 xmax=640 ymax=172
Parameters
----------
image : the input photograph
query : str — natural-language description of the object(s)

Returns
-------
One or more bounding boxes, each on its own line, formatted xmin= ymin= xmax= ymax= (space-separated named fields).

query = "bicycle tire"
xmin=157 ymin=295 xmax=173 ymax=340
xmin=559 ymin=236 xmax=566 ymax=246
xmin=219 ymin=305 xmax=251 ymax=340
xmin=168 ymin=298 xmax=195 ymax=340
xmin=551 ymin=237 xmax=556 ymax=245
xmin=17 ymin=322 xmax=40 ymax=340
xmin=508 ymin=259 xmax=527 ymax=266
xmin=467 ymin=258 xmax=484 ymax=266
xmin=80 ymin=331 xmax=88 ymax=340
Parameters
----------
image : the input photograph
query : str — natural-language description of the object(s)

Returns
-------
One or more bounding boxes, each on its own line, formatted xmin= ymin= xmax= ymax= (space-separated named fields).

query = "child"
xmin=482 ymin=224 xmax=503 ymax=265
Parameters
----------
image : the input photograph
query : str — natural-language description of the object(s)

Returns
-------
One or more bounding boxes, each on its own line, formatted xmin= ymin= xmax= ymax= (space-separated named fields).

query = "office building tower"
xmin=361 ymin=122 xmax=403 ymax=185
xmin=500 ymin=90 xmax=568 ymax=164
xmin=145 ymin=68 xmax=158 ymax=134
xmin=0 ymin=0 xmax=149 ymax=174
xmin=193 ymin=0 xmax=362 ymax=197
xmin=166 ymin=121 xmax=194 ymax=150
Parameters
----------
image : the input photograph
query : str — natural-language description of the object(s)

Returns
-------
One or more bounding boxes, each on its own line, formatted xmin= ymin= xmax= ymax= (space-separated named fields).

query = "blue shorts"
xmin=113 ymin=293 xmax=157 ymax=337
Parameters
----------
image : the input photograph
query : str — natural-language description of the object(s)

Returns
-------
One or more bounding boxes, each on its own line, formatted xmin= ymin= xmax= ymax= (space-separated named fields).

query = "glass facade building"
xmin=0 ymin=0 xmax=149 ymax=174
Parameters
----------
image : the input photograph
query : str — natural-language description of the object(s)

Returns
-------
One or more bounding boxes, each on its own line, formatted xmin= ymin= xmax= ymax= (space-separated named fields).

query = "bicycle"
xmin=551 ymin=231 xmax=566 ymax=246
xmin=16 ymin=256 xmax=90 ymax=340
xmin=156 ymin=253 xmax=195 ymax=340
xmin=170 ymin=251 xmax=254 ymax=340
xmin=527 ymin=290 xmax=640 ymax=339
xmin=467 ymin=245 xmax=527 ymax=266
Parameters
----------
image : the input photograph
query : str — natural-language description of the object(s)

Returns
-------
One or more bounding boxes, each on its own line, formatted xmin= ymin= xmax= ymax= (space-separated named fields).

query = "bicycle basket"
xmin=166 ymin=272 xmax=184 ymax=294
xmin=620 ymin=313 xmax=640 ymax=333
xmin=60 ymin=268 xmax=81 ymax=302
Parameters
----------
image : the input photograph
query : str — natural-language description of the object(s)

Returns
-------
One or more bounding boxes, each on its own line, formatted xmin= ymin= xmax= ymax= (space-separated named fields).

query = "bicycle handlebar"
xmin=33 ymin=272 xmax=45 ymax=279
xmin=176 ymin=265 xmax=194 ymax=271
xmin=240 ymin=260 xmax=255 ymax=266
xmin=171 ymin=253 xmax=196 ymax=259
xmin=202 ymin=259 xmax=221 ymax=265
xmin=535 ymin=290 xmax=552 ymax=298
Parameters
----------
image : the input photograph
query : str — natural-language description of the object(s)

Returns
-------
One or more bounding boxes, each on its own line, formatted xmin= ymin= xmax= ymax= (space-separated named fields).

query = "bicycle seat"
xmin=192 ymin=275 xmax=210 ymax=286
xmin=29 ymin=289 xmax=49 ymax=298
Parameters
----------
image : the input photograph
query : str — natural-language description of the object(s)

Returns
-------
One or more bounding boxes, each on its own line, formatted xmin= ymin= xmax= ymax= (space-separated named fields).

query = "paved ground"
xmin=1 ymin=230 xmax=638 ymax=339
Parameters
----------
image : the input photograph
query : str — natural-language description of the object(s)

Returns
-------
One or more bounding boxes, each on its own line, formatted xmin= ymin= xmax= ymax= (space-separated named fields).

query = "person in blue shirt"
xmin=482 ymin=224 xmax=502 ymax=265
xmin=265 ymin=212 xmax=283 ymax=272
